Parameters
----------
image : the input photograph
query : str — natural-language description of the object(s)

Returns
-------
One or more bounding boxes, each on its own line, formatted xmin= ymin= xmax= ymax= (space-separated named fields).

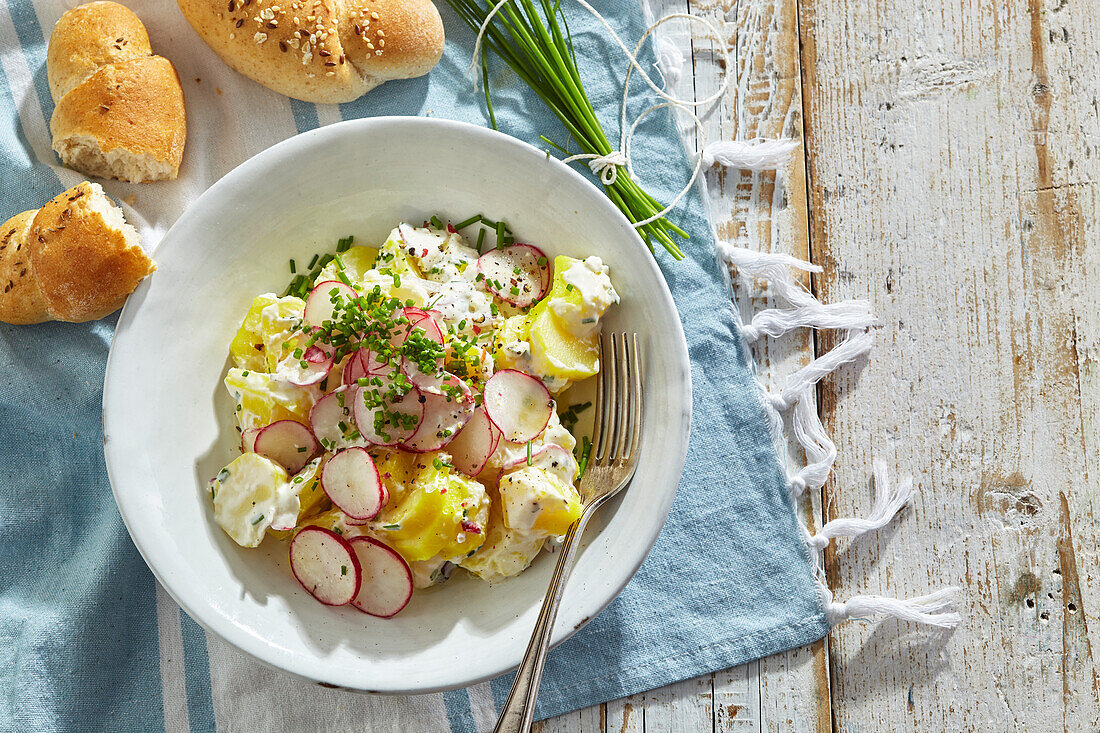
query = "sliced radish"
xmin=289 ymin=526 xmax=361 ymax=606
xmin=278 ymin=340 xmax=334 ymax=386
xmin=308 ymin=387 xmax=363 ymax=451
xmin=483 ymin=369 xmax=553 ymax=442
xmin=341 ymin=349 xmax=368 ymax=386
xmin=447 ymin=407 xmax=501 ymax=476
xmin=401 ymin=311 xmax=446 ymax=392
xmin=303 ymin=280 xmax=358 ymax=328
xmin=254 ymin=420 xmax=319 ymax=474
xmin=321 ymin=447 xmax=388 ymax=521
xmin=476 ymin=244 xmax=550 ymax=307
xmin=401 ymin=374 xmax=475 ymax=453
xmin=348 ymin=537 xmax=414 ymax=618
xmin=501 ymin=444 xmax=577 ymax=484
xmin=352 ymin=381 xmax=425 ymax=447
xmin=241 ymin=427 xmax=260 ymax=453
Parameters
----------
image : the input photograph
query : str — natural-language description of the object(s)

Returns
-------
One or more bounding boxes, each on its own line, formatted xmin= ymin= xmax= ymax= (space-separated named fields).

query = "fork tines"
xmin=591 ymin=332 xmax=642 ymax=465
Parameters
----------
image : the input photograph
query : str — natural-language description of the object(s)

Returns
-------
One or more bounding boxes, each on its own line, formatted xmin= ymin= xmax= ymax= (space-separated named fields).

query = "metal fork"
xmin=493 ymin=333 xmax=644 ymax=733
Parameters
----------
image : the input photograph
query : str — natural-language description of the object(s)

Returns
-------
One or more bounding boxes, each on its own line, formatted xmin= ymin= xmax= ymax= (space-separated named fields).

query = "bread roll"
xmin=0 ymin=182 xmax=155 ymax=325
xmin=177 ymin=0 xmax=444 ymax=103
xmin=48 ymin=2 xmax=187 ymax=183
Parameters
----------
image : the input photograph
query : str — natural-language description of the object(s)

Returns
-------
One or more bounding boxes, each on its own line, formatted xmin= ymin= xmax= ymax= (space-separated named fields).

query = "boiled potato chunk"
xmin=528 ymin=300 xmax=599 ymax=382
xmin=497 ymin=466 xmax=583 ymax=535
xmin=228 ymin=294 xmax=306 ymax=372
xmin=460 ymin=490 xmax=546 ymax=582
xmin=211 ymin=453 xmax=293 ymax=548
xmin=224 ymin=368 xmax=315 ymax=430
xmin=317 ymin=245 xmax=380 ymax=290
xmin=374 ymin=456 xmax=490 ymax=562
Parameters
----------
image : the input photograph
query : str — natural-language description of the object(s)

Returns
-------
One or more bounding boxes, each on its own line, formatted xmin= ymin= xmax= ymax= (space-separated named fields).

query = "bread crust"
xmin=0 ymin=210 xmax=50 ymax=325
xmin=47 ymin=2 xmax=187 ymax=183
xmin=50 ymin=56 xmax=187 ymax=181
xmin=176 ymin=0 xmax=444 ymax=103
xmin=47 ymin=1 xmax=152 ymax=100
xmin=28 ymin=182 xmax=156 ymax=323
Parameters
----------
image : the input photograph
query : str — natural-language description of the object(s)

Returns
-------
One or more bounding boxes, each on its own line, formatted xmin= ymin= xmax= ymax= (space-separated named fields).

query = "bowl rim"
xmin=103 ymin=115 xmax=692 ymax=693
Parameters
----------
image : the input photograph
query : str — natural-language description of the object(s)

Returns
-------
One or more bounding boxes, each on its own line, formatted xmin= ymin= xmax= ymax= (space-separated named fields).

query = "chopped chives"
xmin=308 ymin=253 xmax=319 ymax=269
xmin=495 ymin=220 xmax=506 ymax=248
xmin=476 ymin=228 xmax=486 ymax=254
xmin=430 ymin=215 xmax=445 ymax=230
xmin=576 ymin=436 xmax=593 ymax=479
xmin=453 ymin=214 xmax=483 ymax=230
xmin=289 ymin=258 xmax=296 ymax=273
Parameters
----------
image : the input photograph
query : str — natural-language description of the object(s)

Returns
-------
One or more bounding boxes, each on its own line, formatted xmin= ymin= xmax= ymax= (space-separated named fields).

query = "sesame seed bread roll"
xmin=47 ymin=2 xmax=187 ymax=183
xmin=0 ymin=182 xmax=155 ymax=325
xmin=176 ymin=0 xmax=444 ymax=104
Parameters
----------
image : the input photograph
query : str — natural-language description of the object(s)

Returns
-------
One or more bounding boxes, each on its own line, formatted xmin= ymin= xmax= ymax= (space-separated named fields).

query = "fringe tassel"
xmin=742 ymin=301 xmax=877 ymax=343
xmin=720 ymin=241 xmax=962 ymax=630
xmin=654 ymin=34 xmax=684 ymax=87
xmin=700 ymin=139 xmax=801 ymax=171
xmin=789 ymin=397 xmax=835 ymax=496
xmin=807 ymin=460 xmax=915 ymax=549
xmin=824 ymin=587 xmax=962 ymax=628
xmin=767 ymin=330 xmax=874 ymax=412
xmin=716 ymin=243 xmax=821 ymax=309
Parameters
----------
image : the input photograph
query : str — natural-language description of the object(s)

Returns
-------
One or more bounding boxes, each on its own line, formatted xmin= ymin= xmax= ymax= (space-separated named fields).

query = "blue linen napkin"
xmin=0 ymin=0 xmax=829 ymax=729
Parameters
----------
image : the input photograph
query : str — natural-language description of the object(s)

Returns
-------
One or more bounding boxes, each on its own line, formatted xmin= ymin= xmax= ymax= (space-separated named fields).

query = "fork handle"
xmin=492 ymin=511 xmax=592 ymax=733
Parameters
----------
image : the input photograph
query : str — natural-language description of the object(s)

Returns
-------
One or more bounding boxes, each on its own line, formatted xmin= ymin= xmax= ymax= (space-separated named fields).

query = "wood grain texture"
xmin=537 ymin=0 xmax=831 ymax=729
xmin=799 ymin=0 xmax=1100 ymax=731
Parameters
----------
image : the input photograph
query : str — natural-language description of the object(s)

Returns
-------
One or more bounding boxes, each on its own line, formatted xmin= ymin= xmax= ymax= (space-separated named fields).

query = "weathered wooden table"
xmin=538 ymin=0 xmax=1100 ymax=730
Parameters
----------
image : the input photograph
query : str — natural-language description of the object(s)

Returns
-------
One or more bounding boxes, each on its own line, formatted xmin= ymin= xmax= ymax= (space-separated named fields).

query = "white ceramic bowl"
xmin=104 ymin=117 xmax=691 ymax=693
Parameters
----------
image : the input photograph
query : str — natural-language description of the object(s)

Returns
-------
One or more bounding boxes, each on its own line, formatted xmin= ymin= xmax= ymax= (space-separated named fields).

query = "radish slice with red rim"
xmin=289 ymin=526 xmax=361 ymax=606
xmin=278 ymin=341 xmax=334 ymax=386
xmin=321 ymin=447 xmax=388 ymax=521
xmin=348 ymin=537 xmax=414 ymax=618
xmin=476 ymin=244 xmax=550 ymax=307
xmin=253 ymin=419 xmax=319 ymax=474
xmin=308 ymin=387 xmax=363 ymax=451
xmin=241 ymin=427 xmax=260 ymax=453
xmin=501 ymin=444 xmax=577 ymax=483
xmin=401 ymin=310 xmax=446 ymax=393
xmin=446 ymin=406 xmax=500 ymax=476
xmin=303 ymin=280 xmax=358 ymax=328
xmin=352 ymin=381 xmax=424 ymax=447
xmin=482 ymin=369 xmax=553 ymax=443
xmin=400 ymin=373 xmax=475 ymax=453
xmin=341 ymin=350 xmax=367 ymax=386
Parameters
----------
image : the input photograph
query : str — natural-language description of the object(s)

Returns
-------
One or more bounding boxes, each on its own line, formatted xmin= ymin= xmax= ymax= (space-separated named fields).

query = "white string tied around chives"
xmin=562 ymin=150 xmax=630 ymax=185
xmin=468 ymin=2 xmax=797 ymax=231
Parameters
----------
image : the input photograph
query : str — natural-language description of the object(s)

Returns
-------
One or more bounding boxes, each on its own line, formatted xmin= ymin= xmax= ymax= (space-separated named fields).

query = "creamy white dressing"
xmin=224 ymin=367 xmax=320 ymax=431
xmin=486 ymin=411 xmax=576 ymax=471
xmin=432 ymin=278 xmax=499 ymax=338
xmin=395 ymin=224 xmax=479 ymax=283
xmin=211 ymin=453 xmax=298 ymax=547
xmin=493 ymin=339 xmax=570 ymax=394
xmin=552 ymin=256 xmax=619 ymax=340
xmin=497 ymin=467 xmax=577 ymax=532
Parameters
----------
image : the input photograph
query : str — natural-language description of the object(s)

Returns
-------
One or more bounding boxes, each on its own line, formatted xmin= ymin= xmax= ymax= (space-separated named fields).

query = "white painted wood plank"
xmin=798 ymin=0 xmax=1100 ymax=730
xmin=605 ymin=696 xmax=645 ymax=732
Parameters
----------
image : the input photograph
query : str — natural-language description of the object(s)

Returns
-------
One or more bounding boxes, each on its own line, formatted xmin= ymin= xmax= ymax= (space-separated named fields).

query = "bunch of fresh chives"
xmin=446 ymin=0 xmax=688 ymax=260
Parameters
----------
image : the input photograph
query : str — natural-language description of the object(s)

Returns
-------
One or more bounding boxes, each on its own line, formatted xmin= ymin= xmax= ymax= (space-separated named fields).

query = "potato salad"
xmin=209 ymin=218 xmax=618 ymax=617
